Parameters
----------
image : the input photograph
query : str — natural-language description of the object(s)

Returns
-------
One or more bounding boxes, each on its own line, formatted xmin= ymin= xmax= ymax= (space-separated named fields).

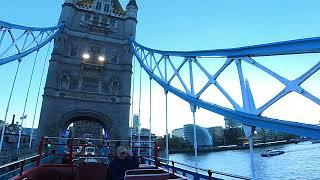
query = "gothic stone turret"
xmin=38 ymin=0 xmax=138 ymax=140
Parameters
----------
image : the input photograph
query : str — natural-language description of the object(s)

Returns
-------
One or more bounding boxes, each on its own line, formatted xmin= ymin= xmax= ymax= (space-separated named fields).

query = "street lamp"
xmin=17 ymin=114 xmax=27 ymax=149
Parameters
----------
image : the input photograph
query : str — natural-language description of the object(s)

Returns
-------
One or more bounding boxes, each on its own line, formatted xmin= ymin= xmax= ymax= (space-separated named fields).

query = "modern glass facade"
xmin=183 ymin=124 xmax=213 ymax=146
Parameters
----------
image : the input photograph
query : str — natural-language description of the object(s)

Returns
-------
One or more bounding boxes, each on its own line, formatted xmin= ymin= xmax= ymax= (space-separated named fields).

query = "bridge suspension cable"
xmin=0 ymin=59 xmax=22 ymax=151
xmin=17 ymin=49 xmax=40 ymax=149
xmin=137 ymin=65 xmax=142 ymax=156
xmin=148 ymin=78 xmax=152 ymax=157
xmin=0 ymin=21 xmax=61 ymax=152
xmin=29 ymin=41 xmax=52 ymax=149
xmin=130 ymin=53 xmax=136 ymax=147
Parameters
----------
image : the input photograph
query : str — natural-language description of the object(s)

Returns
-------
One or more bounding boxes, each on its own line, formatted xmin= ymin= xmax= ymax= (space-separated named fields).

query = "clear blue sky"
xmin=0 ymin=0 xmax=319 ymax=135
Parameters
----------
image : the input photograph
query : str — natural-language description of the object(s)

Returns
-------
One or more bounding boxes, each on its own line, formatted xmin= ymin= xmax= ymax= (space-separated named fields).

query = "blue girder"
xmin=131 ymin=37 xmax=320 ymax=58
xmin=0 ymin=20 xmax=64 ymax=31
xmin=130 ymin=37 xmax=320 ymax=140
xmin=0 ymin=20 xmax=64 ymax=65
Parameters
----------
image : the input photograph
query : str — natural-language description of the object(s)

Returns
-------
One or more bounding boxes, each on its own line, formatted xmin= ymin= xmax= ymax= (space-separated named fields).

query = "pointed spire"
xmin=11 ymin=114 xmax=15 ymax=125
xmin=127 ymin=0 xmax=138 ymax=9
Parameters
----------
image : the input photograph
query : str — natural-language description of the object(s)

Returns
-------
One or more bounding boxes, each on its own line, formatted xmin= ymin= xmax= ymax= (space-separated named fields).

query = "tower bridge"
xmin=0 ymin=0 xmax=320 ymax=178
xmin=38 ymin=0 xmax=138 ymax=140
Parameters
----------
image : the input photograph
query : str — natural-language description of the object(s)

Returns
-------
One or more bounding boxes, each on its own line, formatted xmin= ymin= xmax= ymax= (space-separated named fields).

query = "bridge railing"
xmin=0 ymin=153 xmax=50 ymax=180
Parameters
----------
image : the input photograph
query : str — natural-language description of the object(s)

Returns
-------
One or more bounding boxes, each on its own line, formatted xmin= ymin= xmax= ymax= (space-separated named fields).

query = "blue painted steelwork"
xmin=131 ymin=37 xmax=320 ymax=57
xmin=130 ymin=37 xmax=320 ymax=140
xmin=0 ymin=20 xmax=64 ymax=65
xmin=0 ymin=20 xmax=64 ymax=31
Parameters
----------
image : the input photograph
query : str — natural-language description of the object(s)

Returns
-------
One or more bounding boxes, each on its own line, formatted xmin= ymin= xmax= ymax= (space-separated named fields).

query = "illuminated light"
xmin=98 ymin=56 xmax=105 ymax=62
xmin=82 ymin=53 xmax=90 ymax=59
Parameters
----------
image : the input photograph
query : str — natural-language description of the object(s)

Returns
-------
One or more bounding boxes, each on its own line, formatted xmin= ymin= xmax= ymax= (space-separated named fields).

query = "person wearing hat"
xmin=108 ymin=146 xmax=139 ymax=180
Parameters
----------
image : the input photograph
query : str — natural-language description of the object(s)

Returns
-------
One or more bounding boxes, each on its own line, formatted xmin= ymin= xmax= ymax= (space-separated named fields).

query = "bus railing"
xmin=3 ymin=136 xmax=251 ymax=180
xmin=143 ymin=156 xmax=251 ymax=180
xmin=0 ymin=153 xmax=50 ymax=179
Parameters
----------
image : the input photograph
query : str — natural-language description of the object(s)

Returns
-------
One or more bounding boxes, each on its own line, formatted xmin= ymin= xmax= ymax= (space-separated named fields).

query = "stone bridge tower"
xmin=38 ymin=0 xmax=138 ymax=140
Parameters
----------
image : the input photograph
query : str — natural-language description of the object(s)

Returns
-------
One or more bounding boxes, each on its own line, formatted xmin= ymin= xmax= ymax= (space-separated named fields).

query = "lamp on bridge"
xmin=82 ymin=53 xmax=90 ymax=59
xmin=17 ymin=114 xmax=27 ymax=149
xmin=81 ymin=53 xmax=105 ymax=65
xmin=98 ymin=56 xmax=105 ymax=62
xmin=19 ymin=115 xmax=27 ymax=130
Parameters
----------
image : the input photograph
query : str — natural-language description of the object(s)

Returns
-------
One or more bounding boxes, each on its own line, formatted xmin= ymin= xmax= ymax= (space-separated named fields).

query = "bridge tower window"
xmin=96 ymin=2 xmax=102 ymax=10
xmin=110 ymin=79 xmax=120 ymax=95
xmin=104 ymin=4 xmax=110 ymax=12
xmin=61 ymin=74 xmax=70 ymax=90
xmin=69 ymin=77 xmax=79 ymax=90
xmin=92 ymin=15 xmax=100 ymax=25
xmin=89 ymin=45 xmax=101 ymax=55
xmin=110 ymin=19 xmax=117 ymax=28
xmin=84 ymin=14 xmax=90 ymax=22
xmin=70 ymin=45 xmax=78 ymax=57
xmin=111 ymin=50 xmax=118 ymax=63
xmin=101 ymin=17 xmax=110 ymax=26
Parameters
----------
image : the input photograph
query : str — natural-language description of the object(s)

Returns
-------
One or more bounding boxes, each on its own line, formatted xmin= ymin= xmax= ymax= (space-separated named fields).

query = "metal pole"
xmin=0 ymin=60 xmax=22 ymax=152
xmin=191 ymin=105 xmax=198 ymax=173
xmin=243 ymin=125 xmax=256 ymax=179
xmin=36 ymin=136 xmax=44 ymax=166
xmin=29 ymin=42 xmax=52 ymax=149
xmin=137 ymin=66 xmax=142 ymax=156
xmin=165 ymin=91 xmax=169 ymax=163
xmin=149 ymin=78 xmax=152 ymax=157
xmin=248 ymin=134 xmax=256 ymax=178
xmin=130 ymin=56 xmax=136 ymax=148
xmin=164 ymin=56 xmax=169 ymax=163
xmin=18 ymin=50 xmax=39 ymax=149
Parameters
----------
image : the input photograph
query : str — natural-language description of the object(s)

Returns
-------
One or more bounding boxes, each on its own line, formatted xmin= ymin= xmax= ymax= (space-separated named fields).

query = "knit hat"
xmin=116 ymin=146 xmax=127 ymax=154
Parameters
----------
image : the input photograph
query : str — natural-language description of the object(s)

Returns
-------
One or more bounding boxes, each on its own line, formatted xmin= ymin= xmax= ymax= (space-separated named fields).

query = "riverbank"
xmin=169 ymin=140 xmax=297 ymax=154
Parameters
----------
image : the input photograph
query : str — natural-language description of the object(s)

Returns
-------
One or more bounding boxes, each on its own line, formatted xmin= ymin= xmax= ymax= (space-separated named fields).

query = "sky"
xmin=0 ymin=0 xmax=319 ymax=136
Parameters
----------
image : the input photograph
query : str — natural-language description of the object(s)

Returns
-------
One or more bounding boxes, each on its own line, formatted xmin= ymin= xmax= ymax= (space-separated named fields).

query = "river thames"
xmin=170 ymin=141 xmax=320 ymax=180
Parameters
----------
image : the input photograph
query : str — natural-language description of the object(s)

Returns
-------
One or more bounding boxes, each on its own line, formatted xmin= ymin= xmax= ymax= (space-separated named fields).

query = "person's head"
xmin=116 ymin=146 xmax=127 ymax=159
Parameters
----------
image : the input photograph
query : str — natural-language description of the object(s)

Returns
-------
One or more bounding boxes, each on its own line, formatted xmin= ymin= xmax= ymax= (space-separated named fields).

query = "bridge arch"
xmin=60 ymin=110 xmax=113 ymax=139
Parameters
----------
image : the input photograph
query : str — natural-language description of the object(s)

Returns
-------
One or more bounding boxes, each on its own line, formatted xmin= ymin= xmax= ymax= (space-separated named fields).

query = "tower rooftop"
xmin=127 ymin=0 xmax=138 ymax=8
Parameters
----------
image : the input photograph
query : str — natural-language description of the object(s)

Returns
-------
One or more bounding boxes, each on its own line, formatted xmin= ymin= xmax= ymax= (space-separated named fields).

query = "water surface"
xmin=170 ymin=141 xmax=320 ymax=180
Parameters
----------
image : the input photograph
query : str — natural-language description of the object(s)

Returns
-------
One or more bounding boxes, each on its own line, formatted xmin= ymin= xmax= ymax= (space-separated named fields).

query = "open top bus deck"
xmin=1 ymin=137 xmax=250 ymax=180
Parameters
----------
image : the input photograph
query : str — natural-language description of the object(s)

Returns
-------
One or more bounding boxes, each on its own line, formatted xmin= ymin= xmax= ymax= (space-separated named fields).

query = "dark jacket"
xmin=108 ymin=157 xmax=139 ymax=180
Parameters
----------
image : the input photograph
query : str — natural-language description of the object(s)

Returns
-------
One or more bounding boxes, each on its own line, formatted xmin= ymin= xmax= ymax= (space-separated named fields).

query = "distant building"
xmin=21 ymin=128 xmax=38 ymax=140
xmin=172 ymin=128 xmax=184 ymax=138
xmin=133 ymin=114 xmax=140 ymax=129
xmin=1 ymin=133 xmax=33 ymax=150
xmin=207 ymin=126 xmax=224 ymax=146
xmin=224 ymin=127 xmax=245 ymax=145
xmin=255 ymin=128 xmax=275 ymax=142
xmin=183 ymin=124 xmax=213 ymax=147
xmin=129 ymin=127 xmax=155 ymax=155
xmin=0 ymin=115 xmax=38 ymax=150
xmin=255 ymin=128 xmax=296 ymax=142
xmin=129 ymin=127 xmax=155 ymax=142
xmin=0 ymin=120 xmax=5 ymax=129
xmin=224 ymin=117 xmax=242 ymax=129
